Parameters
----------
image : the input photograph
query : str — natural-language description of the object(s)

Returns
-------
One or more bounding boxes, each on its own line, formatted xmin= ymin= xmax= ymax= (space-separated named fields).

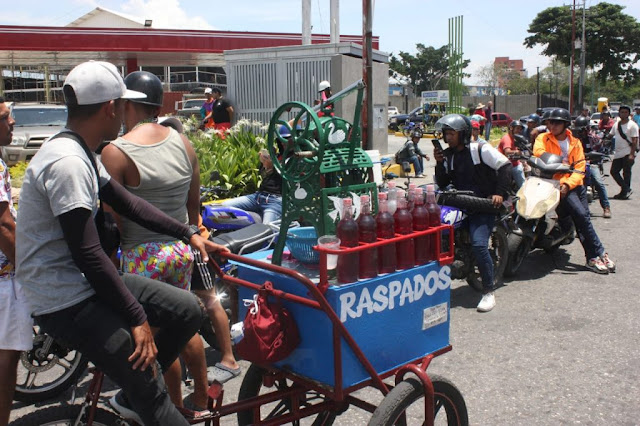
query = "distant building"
xmin=494 ymin=56 xmax=527 ymax=88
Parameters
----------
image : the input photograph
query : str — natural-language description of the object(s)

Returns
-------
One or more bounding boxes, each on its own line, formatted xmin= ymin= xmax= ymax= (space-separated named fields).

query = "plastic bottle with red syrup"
xmin=357 ymin=194 xmax=378 ymax=279
xmin=411 ymin=187 xmax=431 ymax=265
xmin=337 ymin=198 xmax=359 ymax=284
xmin=425 ymin=184 xmax=442 ymax=261
xmin=394 ymin=190 xmax=415 ymax=270
xmin=376 ymin=192 xmax=397 ymax=274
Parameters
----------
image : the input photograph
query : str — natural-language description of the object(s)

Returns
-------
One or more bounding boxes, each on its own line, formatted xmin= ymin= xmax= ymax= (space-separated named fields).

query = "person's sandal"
xmin=207 ymin=362 xmax=242 ymax=384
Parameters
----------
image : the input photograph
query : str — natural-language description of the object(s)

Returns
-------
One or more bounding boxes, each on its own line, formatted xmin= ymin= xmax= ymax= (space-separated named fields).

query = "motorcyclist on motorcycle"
xmin=397 ymin=129 xmax=430 ymax=178
xmin=433 ymin=114 xmax=512 ymax=312
xmin=532 ymin=108 xmax=615 ymax=274
xmin=572 ymin=115 xmax=611 ymax=218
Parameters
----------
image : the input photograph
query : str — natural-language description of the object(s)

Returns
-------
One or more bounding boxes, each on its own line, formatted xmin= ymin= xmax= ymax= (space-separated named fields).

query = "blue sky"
xmin=2 ymin=0 xmax=639 ymax=84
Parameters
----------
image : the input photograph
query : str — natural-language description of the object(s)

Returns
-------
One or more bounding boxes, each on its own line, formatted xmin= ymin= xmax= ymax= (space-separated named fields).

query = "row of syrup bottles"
xmin=335 ymin=184 xmax=441 ymax=284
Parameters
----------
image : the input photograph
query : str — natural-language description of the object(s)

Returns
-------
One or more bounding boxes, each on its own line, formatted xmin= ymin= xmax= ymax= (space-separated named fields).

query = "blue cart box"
xmin=235 ymin=252 xmax=451 ymax=389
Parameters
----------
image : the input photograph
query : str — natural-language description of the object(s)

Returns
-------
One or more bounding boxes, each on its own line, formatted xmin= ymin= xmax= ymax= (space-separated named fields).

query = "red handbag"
xmin=235 ymin=281 xmax=301 ymax=364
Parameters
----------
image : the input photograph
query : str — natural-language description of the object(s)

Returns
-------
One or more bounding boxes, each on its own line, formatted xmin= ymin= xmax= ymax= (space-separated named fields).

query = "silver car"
xmin=2 ymin=104 xmax=68 ymax=166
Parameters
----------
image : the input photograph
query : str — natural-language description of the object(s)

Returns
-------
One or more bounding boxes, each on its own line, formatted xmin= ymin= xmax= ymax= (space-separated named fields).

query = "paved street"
xmin=10 ymin=133 xmax=640 ymax=425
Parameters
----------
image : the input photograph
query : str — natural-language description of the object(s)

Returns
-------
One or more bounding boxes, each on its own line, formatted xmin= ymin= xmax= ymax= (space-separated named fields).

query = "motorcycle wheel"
xmin=402 ymin=127 xmax=412 ymax=138
xmin=14 ymin=328 xmax=88 ymax=404
xmin=504 ymin=233 xmax=532 ymax=277
xmin=466 ymin=227 xmax=509 ymax=292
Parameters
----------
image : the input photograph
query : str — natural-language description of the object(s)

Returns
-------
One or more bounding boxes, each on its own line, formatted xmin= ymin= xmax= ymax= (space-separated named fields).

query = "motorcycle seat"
xmin=211 ymin=223 xmax=274 ymax=255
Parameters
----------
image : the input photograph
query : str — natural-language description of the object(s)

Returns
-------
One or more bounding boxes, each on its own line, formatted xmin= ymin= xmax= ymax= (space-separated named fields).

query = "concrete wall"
xmin=331 ymin=55 xmax=389 ymax=153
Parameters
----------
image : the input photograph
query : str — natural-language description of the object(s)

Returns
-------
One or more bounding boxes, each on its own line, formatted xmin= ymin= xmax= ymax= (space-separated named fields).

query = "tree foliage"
xmin=524 ymin=3 xmax=640 ymax=83
xmin=389 ymin=44 xmax=470 ymax=94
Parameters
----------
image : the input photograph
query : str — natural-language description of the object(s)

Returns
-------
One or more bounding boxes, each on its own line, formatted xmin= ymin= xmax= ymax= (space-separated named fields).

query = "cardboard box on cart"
xmin=235 ymin=252 xmax=452 ymax=389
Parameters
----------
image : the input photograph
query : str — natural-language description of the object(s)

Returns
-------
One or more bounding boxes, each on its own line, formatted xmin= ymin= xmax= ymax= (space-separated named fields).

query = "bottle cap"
xmin=378 ymin=192 xmax=387 ymax=200
xmin=360 ymin=194 xmax=370 ymax=203
xmin=415 ymin=187 xmax=423 ymax=196
xmin=343 ymin=198 xmax=352 ymax=207
xmin=409 ymin=183 xmax=417 ymax=190
xmin=396 ymin=189 xmax=406 ymax=198
xmin=388 ymin=181 xmax=396 ymax=189
xmin=426 ymin=184 xmax=436 ymax=192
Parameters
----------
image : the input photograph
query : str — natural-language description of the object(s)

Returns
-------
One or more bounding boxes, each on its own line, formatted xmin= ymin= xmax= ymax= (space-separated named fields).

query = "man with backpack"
xmin=433 ymin=114 xmax=512 ymax=312
xmin=610 ymin=105 xmax=638 ymax=200
xmin=396 ymin=129 xmax=430 ymax=178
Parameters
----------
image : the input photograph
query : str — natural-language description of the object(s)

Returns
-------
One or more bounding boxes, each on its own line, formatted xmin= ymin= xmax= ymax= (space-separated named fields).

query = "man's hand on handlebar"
xmin=490 ymin=195 xmax=503 ymax=207
xmin=129 ymin=321 xmax=158 ymax=375
xmin=190 ymin=234 xmax=230 ymax=263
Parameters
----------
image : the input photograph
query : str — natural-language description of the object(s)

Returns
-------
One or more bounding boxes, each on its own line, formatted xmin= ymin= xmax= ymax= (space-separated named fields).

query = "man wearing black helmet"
xmin=533 ymin=108 xmax=615 ymax=274
xmin=397 ymin=129 xmax=430 ymax=178
xmin=101 ymin=71 xmax=230 ymax=416
xmin=434 ymin=114 xmax=512 ymax=312
xmin=523 ymin=113 xmax=541 ymax=144
xmin=572 ymin=115 xmax=611 ymax=218
xmin=497 ymin=120 xmax=526 ymax=190
xmin=609 ymin=105 xmax=638 ymax=200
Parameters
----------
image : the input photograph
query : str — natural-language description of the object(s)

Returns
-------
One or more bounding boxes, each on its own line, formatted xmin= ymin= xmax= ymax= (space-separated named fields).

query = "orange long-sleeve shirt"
xmin=532 ymin=129 xmax=586 ymax=189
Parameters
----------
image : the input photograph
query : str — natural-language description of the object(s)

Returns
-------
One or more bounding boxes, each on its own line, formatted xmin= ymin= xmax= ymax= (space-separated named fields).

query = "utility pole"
xmin=578 ymin=0 xmax=587 ymax=110
xmin=362 ymin=0 xmax=373 ymax=150
xmin=302 ymin=0 xmax=311 ymax=45
xmin=569 ymin=0 xmax=576 ymax=113
xmin=536 ymin=66 xmax=540 ymax=108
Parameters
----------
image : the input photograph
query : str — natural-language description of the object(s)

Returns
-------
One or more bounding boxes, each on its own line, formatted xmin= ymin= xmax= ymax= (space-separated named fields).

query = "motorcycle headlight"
xmin=390 ymin=118 xmax=397 ymax=124
xmin=11 ymin=136 xmax=26 ymax=146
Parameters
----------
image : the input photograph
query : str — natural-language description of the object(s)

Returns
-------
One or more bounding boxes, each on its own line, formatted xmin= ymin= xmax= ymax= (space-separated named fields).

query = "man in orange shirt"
xmin=533 ymin=108 xmax=615 ymax=274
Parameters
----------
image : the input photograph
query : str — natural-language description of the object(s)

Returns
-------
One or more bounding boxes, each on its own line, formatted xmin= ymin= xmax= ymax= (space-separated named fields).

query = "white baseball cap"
xmin=64 ymin=61 xmax=146 ymax=105
xmin=204 ymin=87 xmax=213 ymax=94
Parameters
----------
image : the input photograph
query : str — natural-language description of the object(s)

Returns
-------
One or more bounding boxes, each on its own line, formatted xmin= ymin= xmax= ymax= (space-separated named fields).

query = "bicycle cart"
xmin=210 ymin=224 xmax=467 ymax=426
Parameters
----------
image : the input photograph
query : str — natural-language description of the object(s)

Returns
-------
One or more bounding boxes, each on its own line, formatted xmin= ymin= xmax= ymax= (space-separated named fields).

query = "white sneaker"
xmin=477 ymin=292 xmax=496 ymax=312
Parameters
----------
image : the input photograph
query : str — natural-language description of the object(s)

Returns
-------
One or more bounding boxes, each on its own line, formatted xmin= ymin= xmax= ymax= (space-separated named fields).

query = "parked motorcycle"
xmin=401 ymin=119 xmax=424 ymax=138
xmin=438 ymin=189 xmax=511 ymax=292
xmin=504 ymin=149 xmax=583 ymax=276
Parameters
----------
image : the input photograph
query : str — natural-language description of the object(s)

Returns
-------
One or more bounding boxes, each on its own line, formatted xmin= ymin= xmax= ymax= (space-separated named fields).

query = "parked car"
xmin=388 ymin=106 xmax=399 ymax=117
xmin=2 ymin=104 xmax=68 ymax=166
xmin=490 ymin=112 xmax=513 ymax=128
xmin=388 ymin=106 xmax=425 ymax=131
xmin=590 ymin=111 xmax=618 ymax=128
xmin=176 ymin=98 xmax=206 ymax=119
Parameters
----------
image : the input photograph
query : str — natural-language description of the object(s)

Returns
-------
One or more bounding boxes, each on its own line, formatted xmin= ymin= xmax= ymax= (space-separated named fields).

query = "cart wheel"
xmin=465 ymin=226 xmax=509 ymax=292
xmin=368 ymin=375 xmax=468 ymax=426
xmin=237 ymin=364 xmax=337 ymax=426
xmin=267 ymin=102 xmax=324 ymax=183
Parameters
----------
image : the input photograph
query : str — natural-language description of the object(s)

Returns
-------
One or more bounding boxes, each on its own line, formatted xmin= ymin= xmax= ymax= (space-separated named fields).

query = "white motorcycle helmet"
xmin=318 ymin=80 xmax=331 ymax=92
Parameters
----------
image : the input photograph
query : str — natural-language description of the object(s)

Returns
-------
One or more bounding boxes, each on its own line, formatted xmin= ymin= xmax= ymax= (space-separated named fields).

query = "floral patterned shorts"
xmin=121 ymin=241 xmax=194 ymax=290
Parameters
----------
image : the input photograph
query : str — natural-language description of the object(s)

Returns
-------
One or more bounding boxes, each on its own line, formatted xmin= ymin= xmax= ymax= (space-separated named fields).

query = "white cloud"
xmin=120 ymin=0 xmax=215 ymax=30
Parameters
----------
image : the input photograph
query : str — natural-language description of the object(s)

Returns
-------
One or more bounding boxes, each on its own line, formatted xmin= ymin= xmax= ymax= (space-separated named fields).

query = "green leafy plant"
xmin=187 ymin=119 xmax=268 ymax=200
xmin=9 ymin=161 xmax=28 ymax=188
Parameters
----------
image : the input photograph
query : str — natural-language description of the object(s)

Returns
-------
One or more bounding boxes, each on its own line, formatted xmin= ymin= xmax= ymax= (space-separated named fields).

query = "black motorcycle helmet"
xmin=541 ymin=110 xmax=552 ymax=123
xmin=548 ymin=108 xmax=571 ymax=123
xmin=574 ymin=115 xmax=590 ymax=129
xmin=123 ymin=71 xmax=164 ymax=107
xmin=536 ymin=107 xmax=544 ymax=115
xmin=508 ymin=120 xmax=523 ymax=129
xmin=435 ymin=114 xmax=472 ymax=144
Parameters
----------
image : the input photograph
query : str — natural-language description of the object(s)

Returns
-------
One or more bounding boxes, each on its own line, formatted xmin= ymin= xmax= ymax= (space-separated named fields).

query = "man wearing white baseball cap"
xmin=15 ymin=61 xmax=227 ymax=425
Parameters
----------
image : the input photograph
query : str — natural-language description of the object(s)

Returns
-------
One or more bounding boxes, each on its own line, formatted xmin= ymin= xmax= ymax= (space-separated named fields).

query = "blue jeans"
xmin=589 ymin=163 xmax=610 ymax=208
xmin=223 ymin=191 xmax=282 ymax=224
xmin=484 ymin=121 xmax=493 ymax=141
xmin=468 ymin=213 xmax=496 ymax=292
xmin=408 ymin=155 xmax=424 ymax=175
xmin=556 ymin=185 xmax=605 ymax=260
xmin=35 ymin=273 xmax=202 ymax=425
